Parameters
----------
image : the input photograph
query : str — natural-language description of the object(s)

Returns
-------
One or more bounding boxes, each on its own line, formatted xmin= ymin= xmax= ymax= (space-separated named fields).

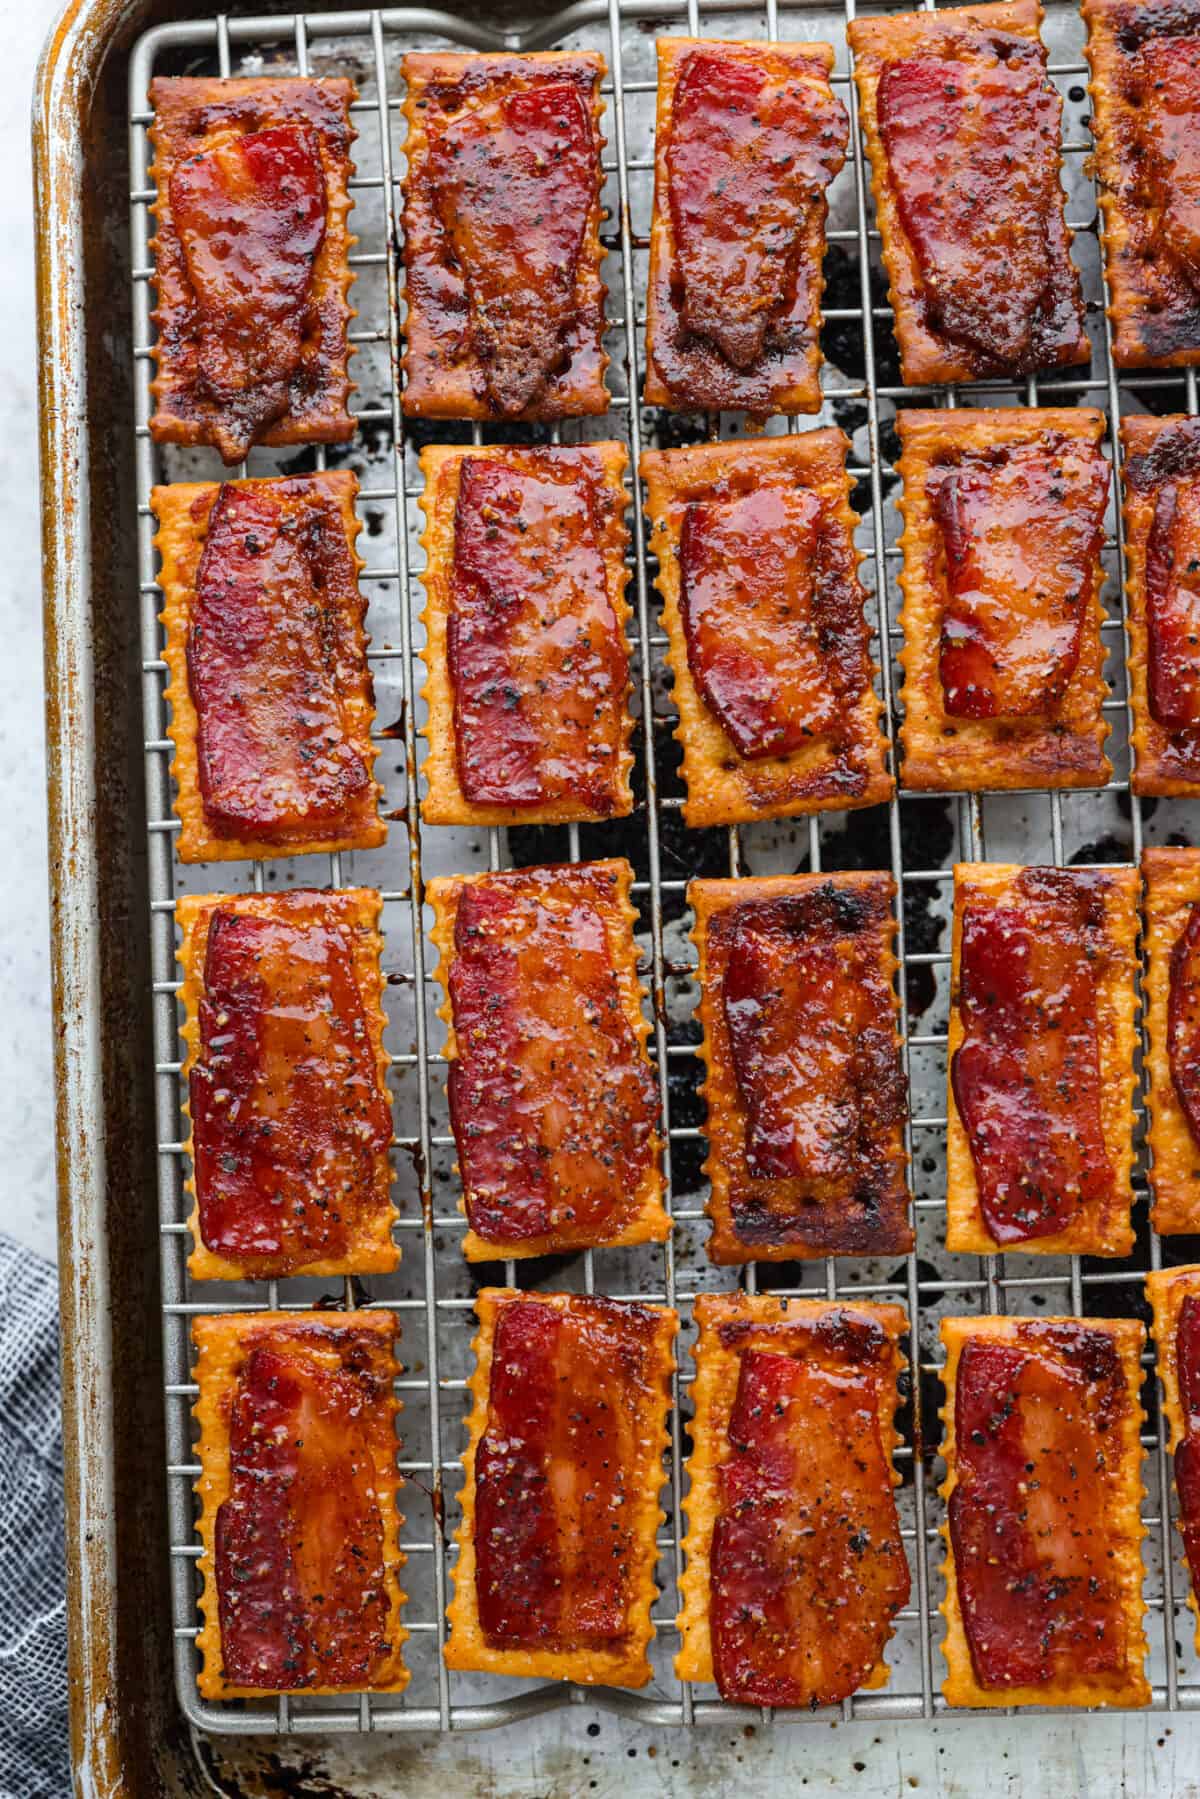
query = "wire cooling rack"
xmin=128 ymin=0 xmax=1200 ymax=1737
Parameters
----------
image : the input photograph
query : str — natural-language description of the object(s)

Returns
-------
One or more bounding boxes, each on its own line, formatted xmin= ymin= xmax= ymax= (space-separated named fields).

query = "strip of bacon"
xmin=949 ymin=1327 xmax=1128 ymax=1690
xmin=190 ymin=907 xmax=392 ymax=1269
xmin=952 ymin=887 xmax=1115 ymax=1243
xmin=932 ymin=438 xmax=1108 ymax=719
xmin=447 ymin=457 xmax=627 ymax=811
xmin=429 ymin=82 xmax=595 ymax=416
xmin=1146 ymin=479 xmax=1200 ymax=730
xmin=667 ymin=51 xmax=847 ymax=372
xmin=215 ymin=1341 xmax=390 ymax=1689
xmin=722 ymin=885 xmax=905 ymax=1187
xmin=189 ymin=483 xmax=374 ymax=844
xmin=170 ymin=125 xmax=327 ymax=461
xmin=710 ymin=1347 xmax=908 ymax=1706
xmin=1168 ymin=901 xmax=1200 ymax=1152
xmin=474 ymin=1298 xmax=659 ymax=1648
xmin=878 ymin=46 xmax=1081 ymax=371
xmin=1175 ymin=1295 xmax=1200 ymax=1598
xmin=1136 ymin=36 xmax=1200 ymax=291
xmin=679 ymin=485 xmax=868 ymax=760
xmin=446 ymin=871 xmax=657 ymax=1246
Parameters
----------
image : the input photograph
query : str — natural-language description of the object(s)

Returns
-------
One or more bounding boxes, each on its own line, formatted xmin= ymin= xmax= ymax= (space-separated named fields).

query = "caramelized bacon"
xmin=474 ymin=1297 xmax=661 ymax=1648
xmin=428 ymin=82 xmax=596 ymax=416
xmin=447 ymin=456 xmax=627 ymax=811
xmin=189 ymin=483 xmax=374 ymax=845
xmin=877 ymin=44 xmax=1083 ymax=372
xmin=1146 ymin=479 xmax=1200 ymax=729
xmin=931 ymin=437 xmax=1109 ymax=719
xmin=215 ymin=1339 xmax=391 ymax=1689
xmin=446 ymin=869 xmax=657 ymax=1246
xmin=1134 ymin=35 xmax=1200 ymax=292
xmin=1168 ymin=901 xmax=1200 ymax=1148
xmin=666 ymin=50 xmax=847 ymax=372
xmin=170 ymin=125 xmax=326 ymax=462
xmin=952 ymin=874 xmax=1115 ymax=1243
xmin=710 ymin=1347 xmax=908 ymax=1707
xmin=949 ymin=1326 xmax=1128 ymax=1691
xmin=1175 ymin=1295 xmax=1200 ymax=1594
xmin=679 ymin=484 xmax=869 ymax=760
xmin=190 ymin=905 xmax=392 ymax=1272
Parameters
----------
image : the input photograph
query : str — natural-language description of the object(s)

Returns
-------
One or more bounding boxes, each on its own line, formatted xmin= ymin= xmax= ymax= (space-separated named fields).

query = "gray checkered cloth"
xmin=0 ymin=1234 xmax=69 ymax=1799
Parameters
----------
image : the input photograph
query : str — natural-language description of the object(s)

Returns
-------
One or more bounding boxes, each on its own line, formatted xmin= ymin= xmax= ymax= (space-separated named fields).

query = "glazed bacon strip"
xmin=189 ymin=483 xmax=374 ymax=845
xmin=1174 ymin=1294 xmax=1200 ymax=1595
xmin=170 ymin=125 xmax=327 ymax=462
xmin=1168 ymin=901 xmax=1200 ymax=1148
xmin=446 ymin=870 xmax=657 ymax=1246
xmin=447 ymin=456 xmax=627 ymax=811
xmin=666 ymin=50 xmax=847 ymax=373
xmin=428 ymin=82 xmax=596 ymax=417
xmin=710 ymin=1342 xmax=908 ymax=1706
xmin=215 ymin=1342 xmax=390 ymax=1689
xmin=474 ymin=1298 xmax=660 ymax=1648
xmin=877 ymin=40 xmax=1082 ymax=372
xmin=952 ymin=873 xmax=1115 ymax=1243
xmin=949 ymin=1324 xmax=1129 ymax=1690
xmin=931 ymin=436 xmax=1109 ymax=719
xmin=1146 ymin=477 xmax=1200 ymax=730
xmin=190 ymin=906 xmax=392 ymax=1269
xmin=1132 ymin=31 xmax=1200 ymax=295
xmin=679 ymin=484 xmax=869 ymax=760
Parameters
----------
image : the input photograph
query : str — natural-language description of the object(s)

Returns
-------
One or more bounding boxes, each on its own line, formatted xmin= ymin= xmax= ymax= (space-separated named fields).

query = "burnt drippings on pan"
xmin=678 ymin=483 xmax=870 ymax=759
xmin=473 ymin=1297 xmax=661 ymax=1649
xmin=821 ymin=800 xmax=954 ymax=1019
xmin=949 ymin=1327 xmax=1130 ymax=1692
xmin=709 ymin=1345 xmax=908 ymax=1706
xmin=877 ymin=33 xmax=1087 ymax=374
xmin=929 ymin=435 xmax=1109 ymax=720
xmin=447 ymin=454 xmax=629 ymax=813
xmin=215 ymin=1334 xmax=394 ymax=1689
xmin=189 ymin=481 xmax=377 ymax=845
xmin=445 ymin=866 xmax=658 ymax=1250
xmin=190 ymin=900 xmax=393 ymax=1275
xmin=951 ymin=869 xmax=1116 ymax=1245
xmin=171 ymin=124 xmax=328 ymax=463
xmin=821 ymin=247 xmax=904 ymax=390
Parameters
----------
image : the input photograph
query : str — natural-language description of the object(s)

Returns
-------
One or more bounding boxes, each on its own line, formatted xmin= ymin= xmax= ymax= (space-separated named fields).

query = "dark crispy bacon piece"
xmin=877 ymin=45 xmax=1081 ymax=372
xmin=170 ymin=125 xmax=327 ymax=462
xmin=1168 ymin=901 xmax=1200 ymax=1148
xmin=1135 ymin=35 xmax=1200 ymax=291
xmin=679 ymin=485 xmax=868 ymax=760
xmin=446 ymin=871 xmax=657 ymax=1245
xmin=447 ymin=457 xmax=627 ymax=811
xmin=1175 ymin=1295 xmax=1200 ymax=1595
xmin=723 ymin=885 xmax=905 ymax=1187
xmin=1146 ymin=479 xmax=1200 ymax=730
xmin=952 ymin=881 xmax=1115 ymax=1243
xmin=190 ymin=907 xmax=392 ymax=1269
xmin=428 ymin=83 xmax=596 ymax=416
xmin=949 ymin=1327 xmax=1128 ymax=1691
xmin=475 ymin=1298 xmax=659 ymax=1648
xmin=215 ymin=1342 xmax=390 ymax=1689
xmin=710 ymin=1347 xmax=908 ymax=1706
xmin=189 ymin=483 xmax=374 ymax=844
xmin=667 ymin=51 xmax=847 ymax=372
xmin=932 ymin=438 xmax=1109 ymax=719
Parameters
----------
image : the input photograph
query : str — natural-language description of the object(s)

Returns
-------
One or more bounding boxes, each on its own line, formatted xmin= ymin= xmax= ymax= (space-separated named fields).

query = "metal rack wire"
xmin=127 ymin=0 xmax=1200 ymax=1736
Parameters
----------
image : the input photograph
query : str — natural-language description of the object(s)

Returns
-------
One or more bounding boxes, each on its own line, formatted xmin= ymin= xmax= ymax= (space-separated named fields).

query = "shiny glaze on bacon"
xmin=1146 ymin=477 xmax=1200 ymax=729
xmin=170 ymin=125 xmax=326 ymax=463
xmin=877 ymin=39 xmax=1084 ymax=373
xmin=215 ymin=1332 xmax=392 ymax=1688
xmin=710 ymin=1343 xmax=908 ymax=1706
xmin=1125 ymin=16 xmax=1200 ymax=312
xmin=949 ymin=1323 xmax=1129 ymax=1691
xmin=952 ymin=869 xmax=1115 ymax=1244
xmin=189 ymin=482 xmax=375 ymax=845
xmin=1168 ymin=901 xmax=1200 ymax=1150
xmin=447 ymin=455 xmax=627 ymax=811
xmin=679 ymin=482 xmax=869 ymax=760
xmin=446 ymin=867 xmax=657 ymax=1247
xmin=474 ymin=1297 xmax=663 ymax=1648
xmin=190 ymin=903 xmax=392 ymax=1272
xmin=428 ymin=81 xmax=596 ymax=416
xmin=930 ymin=436 xmax=1109 ymax=719
xmin=666 ymin=50 xmax=847 ymax=374
xmin=1174 ymin=1294 xmax=1200 ymax=1596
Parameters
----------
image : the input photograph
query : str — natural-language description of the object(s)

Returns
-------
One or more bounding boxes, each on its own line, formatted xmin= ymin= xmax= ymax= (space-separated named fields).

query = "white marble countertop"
xmin=9 ymin=1 xmax=1200 ymax=1791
